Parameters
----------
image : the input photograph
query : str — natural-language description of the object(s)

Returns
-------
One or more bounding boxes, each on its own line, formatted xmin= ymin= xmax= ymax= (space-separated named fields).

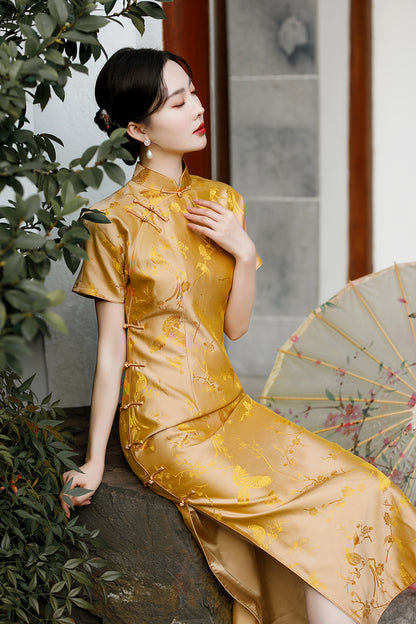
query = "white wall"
xmin=373 ymin=0 xmax=416 ymax=271
xmin=317 ymin=0 xmax=350 ymax=304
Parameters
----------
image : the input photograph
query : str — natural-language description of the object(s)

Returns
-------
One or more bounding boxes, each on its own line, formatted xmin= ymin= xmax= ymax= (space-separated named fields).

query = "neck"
xmin=140 ymin=150 xmax=184 ymax=185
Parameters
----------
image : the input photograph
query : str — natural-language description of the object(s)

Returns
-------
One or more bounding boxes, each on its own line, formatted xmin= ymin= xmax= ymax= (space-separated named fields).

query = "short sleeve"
xmin=72 ymin=215 xmax=127 ymax=303
xmin=229 ymin=188 xmax=263 ymax=270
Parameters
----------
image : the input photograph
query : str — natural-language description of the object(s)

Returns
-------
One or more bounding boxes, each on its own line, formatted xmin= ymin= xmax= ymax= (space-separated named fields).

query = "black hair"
xmin=94 ymin=48 xmax=192 ymax=163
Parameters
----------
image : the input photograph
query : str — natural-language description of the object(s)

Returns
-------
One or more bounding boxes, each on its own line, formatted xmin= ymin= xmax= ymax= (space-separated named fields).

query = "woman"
xmin=61 ymin=48 xmax=416 ymax=624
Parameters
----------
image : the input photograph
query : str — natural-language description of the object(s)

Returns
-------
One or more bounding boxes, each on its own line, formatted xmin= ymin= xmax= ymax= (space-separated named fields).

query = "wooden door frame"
xmin=162 ymin=0 xmax=230 ymax=182
xmin=349 ymin=0 xmax=373 ymax=280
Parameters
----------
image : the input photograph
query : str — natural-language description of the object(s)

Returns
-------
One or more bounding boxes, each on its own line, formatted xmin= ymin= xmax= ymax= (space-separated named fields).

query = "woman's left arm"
xmin=184 ymin=199 xmax=257 ymax=340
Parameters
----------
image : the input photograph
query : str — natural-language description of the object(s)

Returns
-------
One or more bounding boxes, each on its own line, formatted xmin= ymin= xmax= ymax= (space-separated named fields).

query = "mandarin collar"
xmin=131 ymin=162 xmax=192 ymax=195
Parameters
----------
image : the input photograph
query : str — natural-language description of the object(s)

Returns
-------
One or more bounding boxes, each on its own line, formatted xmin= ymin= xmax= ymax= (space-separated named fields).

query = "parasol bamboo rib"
xmin=394 ymin=263 xmax=416 ymax=348
xmin=389 ymin=435 xmax=416 ymax=476
xmin=260 ymin=396 xmax=409 ymax=405
xmin=372 ymin=425 xmax=412 ymax=464
xmin=314 ymin=408 xmax=413 ymax=434
xmin=278 ymin=349 xmax=412 ymax=399
xmin=313 ymin=311 xmax=416 ymax=394
xmin=348 ymin=416 xmax=410 ymax=451
xmin=406 ymin=460 xmax=416 ymax=497
xmin=350 ymin=280 xmax=416 ymax=384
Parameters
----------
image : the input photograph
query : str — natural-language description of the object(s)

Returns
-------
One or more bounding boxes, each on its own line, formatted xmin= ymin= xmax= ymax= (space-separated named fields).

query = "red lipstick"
xmin=194 ymin=122 xmax=206 ymax=135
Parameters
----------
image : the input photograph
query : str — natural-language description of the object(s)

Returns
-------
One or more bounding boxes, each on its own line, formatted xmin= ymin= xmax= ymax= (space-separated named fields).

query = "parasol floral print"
xmin=262 ymin=262 xmax=416 ymax=505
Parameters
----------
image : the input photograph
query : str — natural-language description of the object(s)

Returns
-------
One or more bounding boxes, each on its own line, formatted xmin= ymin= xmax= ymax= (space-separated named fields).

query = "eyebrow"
xmin=166 ymin=78 xmax=193 ymax=100
xmin=166 ymin=87 xmax=186 ymax=100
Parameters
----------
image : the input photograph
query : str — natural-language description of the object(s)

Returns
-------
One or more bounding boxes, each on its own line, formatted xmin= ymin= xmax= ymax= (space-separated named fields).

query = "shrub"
xmin=0 ymin=1 xmax=172 ymax=621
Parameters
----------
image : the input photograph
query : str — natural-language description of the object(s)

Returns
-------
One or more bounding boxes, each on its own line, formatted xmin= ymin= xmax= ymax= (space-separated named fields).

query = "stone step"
xmin=65 ymin=407 xmax=416 ymax=624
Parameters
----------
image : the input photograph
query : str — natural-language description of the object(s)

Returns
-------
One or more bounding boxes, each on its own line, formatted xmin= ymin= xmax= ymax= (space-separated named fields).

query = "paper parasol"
xmin=261 ymin=262 xmax=416 ymax=504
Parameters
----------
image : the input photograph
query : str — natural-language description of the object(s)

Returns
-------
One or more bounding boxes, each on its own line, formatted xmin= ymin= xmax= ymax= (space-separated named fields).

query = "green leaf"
xmin=61 ymin=248 xmax=78 ymax=272
xmin=51 ymin=579 xmax=66 ymax=593
xmin=28 ymin=595 xmax=40 ymax=615
xmin=23 ymin=195 xmax=41 ymax=220
xmin=35 ymin=13 xmax=56 ymax=38
xmin=100 ymin=570 xmax=123 ymax=582
xmin=61 ymin=179 xmax=75 ymax=204
xmin=21 ymin=316 xmax=39 ymax=341
xmin=96 ymin=140 xmax=111 ymax=162
xmin=63 ymin=30 xmax=99 ymax=45
xmin=45 ymin=289 xmax=66 ymax=307
xmin=80 ymin=145 xmax=97 ymax=167
xmin=128 ymin=14 xmax=145 ymax=35
xmin=14 ymin=232 xmax=45 ymax=250
xmin=62 ymin=196 xmax=88 ymax=216
xmin=15 ymin=608 xmax=29 ymax=623
xmin=138 ymin=1 xmax=166 ymax=19
xmin=81 ymin=209 xmax=110 ymax=224
xmin=2 ymin=253 xmax=25 ymax=283
xmin=25 ymin=37 xmax=39 ymax=57
xmin=43 ymin=311 xmax=68 ymax=334
xmin=103 ymin=0 xmax=117 ymax=14
xmin=48 ymin=0 xmax=68 ymax=25
xmin=75 ymin=15 xmax=109 ymax=32
xmin=5 ymin=290 xmax=32 ymax=312
xmin=72 ymin=63 xmax=89 ymax=75
xmin=64 ymin=558 xmax=84 ymax=570
xmin=325 ymin=389 xmax=335 ymax=402
xmin=19 ymin=279 xmax=48 ymax=296
xmin=109 ymin=127 xmax=127 ymax=141
xmin=38 ymin=65 xmax=59 ymax=82
xmin=33 ymin=84 xmax=51 ymax=110
xmin=103 ymin=162 xmax=125 ymax=186
xmin=28 ymin=573 xmax=38 ymax=591
xmin=44 ymin=48 xmax=65 ymax=66
xmin=43 ymin=175 xmax=59 ymax=200
xmin=70 ymin=597 xmax=93 ymax=609
xmin=80 ymin=167 xmax=103 ymax=189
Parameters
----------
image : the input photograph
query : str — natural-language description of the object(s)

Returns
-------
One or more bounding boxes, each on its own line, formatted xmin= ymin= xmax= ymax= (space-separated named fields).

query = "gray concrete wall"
xmin=225 ymin=0 xmax=319 ymax=396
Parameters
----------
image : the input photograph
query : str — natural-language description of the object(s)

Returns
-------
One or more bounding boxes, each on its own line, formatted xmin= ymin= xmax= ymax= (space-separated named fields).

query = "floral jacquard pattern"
xmin=73 ymin=164 xmax=416 ymax=624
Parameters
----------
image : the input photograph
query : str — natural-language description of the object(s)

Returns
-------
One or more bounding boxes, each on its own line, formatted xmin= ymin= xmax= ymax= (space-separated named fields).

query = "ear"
xmin=127 ymin=122 xmax=148 ymax=143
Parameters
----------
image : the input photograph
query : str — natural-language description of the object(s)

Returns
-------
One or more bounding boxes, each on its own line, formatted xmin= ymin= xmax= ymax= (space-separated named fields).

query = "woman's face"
xmin=143 ymin=60 xmax=207 ymax=157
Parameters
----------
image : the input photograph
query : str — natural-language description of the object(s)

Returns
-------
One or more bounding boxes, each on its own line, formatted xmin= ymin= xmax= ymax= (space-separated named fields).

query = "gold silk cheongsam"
xmin=73 ymin=164 xmax=416 ymax=624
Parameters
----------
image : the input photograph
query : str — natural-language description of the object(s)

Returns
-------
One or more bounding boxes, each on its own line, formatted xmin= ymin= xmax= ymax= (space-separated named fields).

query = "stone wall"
xmin=225 ymin=0 xmax=319 ymax=397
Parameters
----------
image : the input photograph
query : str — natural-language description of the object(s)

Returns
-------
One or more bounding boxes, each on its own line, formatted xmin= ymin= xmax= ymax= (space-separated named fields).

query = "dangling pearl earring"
xmin=144 ymin=138 xmax=153 ymax=160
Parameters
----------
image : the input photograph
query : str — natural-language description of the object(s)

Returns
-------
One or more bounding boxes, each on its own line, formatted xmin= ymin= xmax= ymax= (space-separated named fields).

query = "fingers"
xmin=59 ymin=490 xmax=93 ymax=518
xmin=184 ymin=200 xmax=235 ymax=232
xmin=192 ymin=198 xmax=226 ymax=214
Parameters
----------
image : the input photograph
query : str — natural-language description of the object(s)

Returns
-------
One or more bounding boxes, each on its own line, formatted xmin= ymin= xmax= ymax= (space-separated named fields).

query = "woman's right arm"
xmin=60 ymin=299 xmax=126 ymax=518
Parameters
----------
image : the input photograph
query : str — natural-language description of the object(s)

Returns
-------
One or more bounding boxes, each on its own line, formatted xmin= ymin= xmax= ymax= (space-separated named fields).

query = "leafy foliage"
xmin=0 ymin=0 xmax=172 ymax=621
xmin=0 ymin=371 xmax=122 ymax=623
xmin=0 ymin=0 xmax=172 ymax=370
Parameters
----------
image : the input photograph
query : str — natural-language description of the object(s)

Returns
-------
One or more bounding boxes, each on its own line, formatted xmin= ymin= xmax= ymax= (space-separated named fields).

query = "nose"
xmin=194 ymin=95 xmax=204 ymax=118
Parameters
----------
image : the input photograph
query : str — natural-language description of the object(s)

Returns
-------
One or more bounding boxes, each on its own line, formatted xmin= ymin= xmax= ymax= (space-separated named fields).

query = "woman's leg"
xmin=305 ymin=586 xmax=356 ymax=624
xmin=233 ymin=599 xmax=258 ymax=624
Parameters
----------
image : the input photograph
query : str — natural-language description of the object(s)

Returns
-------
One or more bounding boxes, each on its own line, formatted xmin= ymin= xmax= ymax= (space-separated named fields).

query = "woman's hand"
xmin=185 ymin=198 xmax=258 ymax=340
xmin=59 ymin=459 xmax=104 ymax=519
xmin=184 ymin=199 xmax=256 ymax=262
